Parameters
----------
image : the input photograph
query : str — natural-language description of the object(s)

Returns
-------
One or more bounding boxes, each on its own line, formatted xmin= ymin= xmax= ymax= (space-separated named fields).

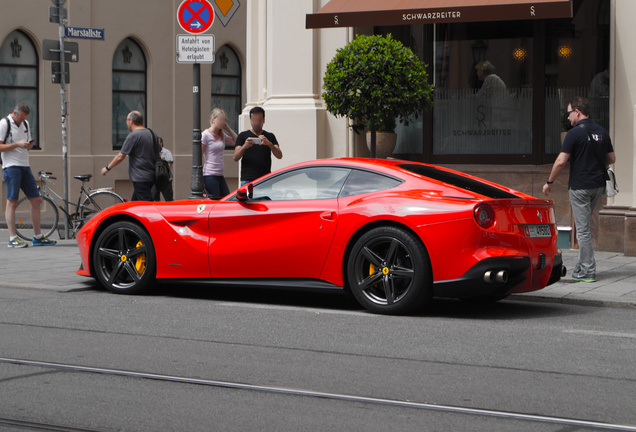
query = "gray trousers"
xmin=569 ymin=187 xmax=605 ymax=275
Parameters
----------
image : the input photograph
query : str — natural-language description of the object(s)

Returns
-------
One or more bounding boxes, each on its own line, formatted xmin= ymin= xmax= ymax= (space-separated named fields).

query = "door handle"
xmin=320 ymin=212 xmax=335 ymax=220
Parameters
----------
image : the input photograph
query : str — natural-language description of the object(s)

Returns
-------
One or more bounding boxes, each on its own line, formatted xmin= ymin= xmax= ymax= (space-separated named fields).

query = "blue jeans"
xmin=569 ymin=187 xmax=605 ymax=275
xmin=2 ymin=166 xmax=40 ymax=201
xmin=204 ymin=175 xmax=230 ymax=199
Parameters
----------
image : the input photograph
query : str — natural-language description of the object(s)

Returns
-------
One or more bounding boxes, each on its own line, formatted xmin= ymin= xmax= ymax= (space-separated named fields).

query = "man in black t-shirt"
xmin=233 ymin=107 xmax=283 ymax=185
xmin=543 ymin=97 xmax=616 ymax=283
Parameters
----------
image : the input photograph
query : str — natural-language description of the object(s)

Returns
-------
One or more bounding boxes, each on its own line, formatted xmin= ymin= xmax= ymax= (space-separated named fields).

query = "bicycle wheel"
xmin=80 ymin=190 xmax=125 ymax=223
xmin=15 ymin=196 xmax=59 ymax=241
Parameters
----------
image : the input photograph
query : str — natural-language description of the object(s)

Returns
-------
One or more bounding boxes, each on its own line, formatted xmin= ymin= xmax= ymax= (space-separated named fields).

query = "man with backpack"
xmin=0 ymin=102 xmax=56 ymax=248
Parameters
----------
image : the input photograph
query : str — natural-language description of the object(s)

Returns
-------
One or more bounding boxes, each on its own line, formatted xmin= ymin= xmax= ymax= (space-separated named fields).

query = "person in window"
xmin=1 ymin=102 xmax=56 ymax=247
xmin=151 ymin=137 xmax=174 ymax=201
xmin=202 ymin=108 xmax=237 ymax=199
xmin=101 ymin=111 xmax=156 ymax=201
xmin=475 ymin=61 xmax=508 ymax=98
xmin=543 ymin=97 xmax=616 ymax=283
xmin=233 ymin=107 xmax=283 ymax=186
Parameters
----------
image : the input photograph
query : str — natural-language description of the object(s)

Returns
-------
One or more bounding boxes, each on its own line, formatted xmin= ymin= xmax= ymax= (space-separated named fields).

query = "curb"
xmin=509 ymin=294 xmax=636 ymax=309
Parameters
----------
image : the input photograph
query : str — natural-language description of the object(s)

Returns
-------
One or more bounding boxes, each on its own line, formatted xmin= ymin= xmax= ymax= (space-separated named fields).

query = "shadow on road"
xmin=133 ymin=282 xmax=589 ymax=320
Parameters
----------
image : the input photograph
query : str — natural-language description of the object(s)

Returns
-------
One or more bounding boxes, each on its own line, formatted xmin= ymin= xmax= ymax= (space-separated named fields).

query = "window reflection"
xmin=252 ymin=167 xmax=350 ymax=201
xmin=433 ymin=30 xmax=533 ymax=155
xmin=0 ymin=30 xmax=38 ymax=142
xmin=212 ymin=44 xmax=241 ymax=147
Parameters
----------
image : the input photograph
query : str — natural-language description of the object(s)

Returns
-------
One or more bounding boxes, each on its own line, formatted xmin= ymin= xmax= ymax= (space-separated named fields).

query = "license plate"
xmin=524 ymin=224 xmax=552 ymax=238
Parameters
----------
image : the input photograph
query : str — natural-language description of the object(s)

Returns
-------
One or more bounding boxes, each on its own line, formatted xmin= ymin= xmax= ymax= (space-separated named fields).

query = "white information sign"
xmin=176 ymin=34 xmax=215 ymax=64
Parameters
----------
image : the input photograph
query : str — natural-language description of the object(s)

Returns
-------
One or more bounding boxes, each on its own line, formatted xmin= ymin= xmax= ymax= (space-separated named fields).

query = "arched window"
xmin=112 ymin=38 xmax=146 ymax=149
xmin=212 ymin=45 xmax=241 ymax=146
xmin=0 ymin=30 xmax=39 ymax=143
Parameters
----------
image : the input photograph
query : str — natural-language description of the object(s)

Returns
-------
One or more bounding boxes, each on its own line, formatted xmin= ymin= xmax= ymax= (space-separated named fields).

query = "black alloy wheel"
xmin=347 ymin=226 xmax=432 ymax=315
xmin=92 ymin=221 xmax=156 ymax=294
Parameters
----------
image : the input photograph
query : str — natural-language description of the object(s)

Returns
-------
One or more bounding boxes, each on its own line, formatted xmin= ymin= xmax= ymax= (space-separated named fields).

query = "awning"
xmin=306 ymin=0 xmax=573 ymax=29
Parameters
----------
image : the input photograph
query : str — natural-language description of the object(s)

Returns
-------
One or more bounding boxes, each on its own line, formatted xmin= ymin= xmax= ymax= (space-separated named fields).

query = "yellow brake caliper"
xmin=134 ymin=240 xmax=146 ymax=274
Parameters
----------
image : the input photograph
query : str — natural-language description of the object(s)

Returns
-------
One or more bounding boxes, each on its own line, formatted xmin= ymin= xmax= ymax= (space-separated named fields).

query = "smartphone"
xmin=250 ymin=137 xmax=262 ymax=145
xmin=29 ymin=140 xmax=34 ymax=143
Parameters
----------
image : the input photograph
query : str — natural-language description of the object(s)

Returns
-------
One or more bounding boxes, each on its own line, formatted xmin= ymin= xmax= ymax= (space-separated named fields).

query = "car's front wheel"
xmin=92 ymin=221 xmax=156 ymax=294
xmin=347 ymin=226 xmax=432 ymax=315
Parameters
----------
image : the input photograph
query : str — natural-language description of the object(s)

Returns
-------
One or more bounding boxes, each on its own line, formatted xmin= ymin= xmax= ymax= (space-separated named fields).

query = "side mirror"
xmin=236 ymin=183 xmax=253 ymax=202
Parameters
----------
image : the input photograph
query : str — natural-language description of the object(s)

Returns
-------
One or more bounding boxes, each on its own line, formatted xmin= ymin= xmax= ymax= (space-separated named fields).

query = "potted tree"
xmin=322 ymin=34 xmax=433 ymax=158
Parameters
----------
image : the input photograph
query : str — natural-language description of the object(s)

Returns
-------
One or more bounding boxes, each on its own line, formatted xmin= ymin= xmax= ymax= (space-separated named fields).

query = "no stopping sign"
xmin=177 ymin=0 xmax=215 ymax=34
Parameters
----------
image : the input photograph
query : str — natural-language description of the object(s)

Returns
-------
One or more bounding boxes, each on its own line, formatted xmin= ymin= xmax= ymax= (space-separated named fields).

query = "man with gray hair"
xmin=0 ymin=102 xmax=56 ymax=247
xmin=101 ymin=110 xmax=157 ymax=201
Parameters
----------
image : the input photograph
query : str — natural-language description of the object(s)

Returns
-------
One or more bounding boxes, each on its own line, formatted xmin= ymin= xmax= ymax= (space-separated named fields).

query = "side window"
xmin=0 ymin=30 xmax=38 ymax=143
xmin=339 ymin=170 xmax=402 ymax=198
xmin=252 ymin=167 xmax=350 ymax=201
xmin=112 ymin=38 xmax=146 ymax=149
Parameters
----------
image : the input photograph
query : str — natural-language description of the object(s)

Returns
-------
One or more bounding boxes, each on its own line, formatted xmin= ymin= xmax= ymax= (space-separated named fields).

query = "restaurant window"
xmin=112 ymin=38 xmax=146 ymax=150
xmin=211 ymin=44 xmax=241 ymax=149
xmin=0 ymin=30 xmax=39 ymax=143
xmin=432 ymin=21 xmax=534 ymax=159
xmin=378 ymin=0 xmax=610 ymax=165
xmin=544 ymin=0 xmax=610 ymax=155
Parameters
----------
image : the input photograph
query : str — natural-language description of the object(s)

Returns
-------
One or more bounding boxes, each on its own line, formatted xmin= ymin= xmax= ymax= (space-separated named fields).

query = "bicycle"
xmin=15 ymin=170 xmax=125 ymax=240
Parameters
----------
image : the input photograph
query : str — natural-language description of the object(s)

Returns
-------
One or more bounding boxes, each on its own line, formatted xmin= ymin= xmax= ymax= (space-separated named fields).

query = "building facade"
xmin=2 ymin=0 xmax=636 ymax=254
xmin=1 ymin=0 xmax=247 ymax=202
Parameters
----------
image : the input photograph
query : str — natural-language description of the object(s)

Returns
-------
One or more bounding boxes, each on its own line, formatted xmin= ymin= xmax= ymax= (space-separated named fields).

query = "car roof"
xmin=275 ymin=158 xmax=530 ymax=200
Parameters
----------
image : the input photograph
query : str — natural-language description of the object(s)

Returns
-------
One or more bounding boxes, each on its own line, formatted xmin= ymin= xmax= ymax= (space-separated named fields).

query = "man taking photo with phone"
xmin=233 ymin=107 xmax=283 ymax=186
xmin=0 ymin=102 xmax=56 ymax=248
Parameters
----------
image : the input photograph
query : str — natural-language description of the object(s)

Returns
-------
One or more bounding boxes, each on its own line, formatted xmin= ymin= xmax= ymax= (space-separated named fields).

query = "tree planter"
xmin=367 ymin=132 xmax=397 ymax=159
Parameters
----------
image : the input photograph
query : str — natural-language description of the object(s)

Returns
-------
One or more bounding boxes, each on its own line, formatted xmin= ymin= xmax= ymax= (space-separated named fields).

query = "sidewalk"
xmin=1 ymin=229 xmax=635 ymax=308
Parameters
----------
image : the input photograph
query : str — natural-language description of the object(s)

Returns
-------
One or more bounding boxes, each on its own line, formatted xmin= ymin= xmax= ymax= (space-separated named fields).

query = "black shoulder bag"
xmin=148 ymin=128 xmax=170 ymax=191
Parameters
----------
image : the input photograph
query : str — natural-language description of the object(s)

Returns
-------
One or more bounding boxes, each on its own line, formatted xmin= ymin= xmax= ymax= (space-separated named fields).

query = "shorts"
xmin=2 ymin=166 xmax=40 ymax=201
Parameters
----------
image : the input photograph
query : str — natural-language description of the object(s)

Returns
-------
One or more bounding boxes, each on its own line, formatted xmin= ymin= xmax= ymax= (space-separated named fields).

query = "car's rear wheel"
xmin=347 ymin=226 xmax=432 ymax=315
xmin=92 ymin=221 xmax=155 ymax=294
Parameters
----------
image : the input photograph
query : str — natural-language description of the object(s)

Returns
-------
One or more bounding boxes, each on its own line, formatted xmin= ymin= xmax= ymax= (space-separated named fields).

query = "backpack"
xmin=148 ymin=128 xmax=170 ymax=191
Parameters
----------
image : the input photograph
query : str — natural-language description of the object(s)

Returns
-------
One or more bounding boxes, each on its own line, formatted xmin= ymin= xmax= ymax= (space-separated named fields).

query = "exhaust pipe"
xmin=561 ymin=265 xmax=567 ymax=277
xmin=484 ymin=270 xmax=508 ymax=284
xmin=495 ymin=270 xmax=508 ymax=284
xmin=483 ymin=271 xmax=495 ymax=284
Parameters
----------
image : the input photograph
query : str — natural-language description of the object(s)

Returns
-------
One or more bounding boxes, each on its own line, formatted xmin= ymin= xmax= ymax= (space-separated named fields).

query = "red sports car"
xmin=76 ymin=158 xmax=565 ymax=315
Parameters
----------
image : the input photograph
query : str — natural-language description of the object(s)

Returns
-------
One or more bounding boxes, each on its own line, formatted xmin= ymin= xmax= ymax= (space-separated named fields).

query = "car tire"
xmin=92 ymin=221 xmax=156 ymax=295
xmin=347 ymin=226 xmax=432 ymax=315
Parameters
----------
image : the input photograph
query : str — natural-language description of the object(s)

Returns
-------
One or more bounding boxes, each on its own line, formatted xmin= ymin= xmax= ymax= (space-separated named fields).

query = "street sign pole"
xmin=54 ymin=0 xmax=70 ymax=239
xmin=177 ymin=0 xmax=215 ymax=199
xmin=190 ymin=63 xmax=204 ymax=198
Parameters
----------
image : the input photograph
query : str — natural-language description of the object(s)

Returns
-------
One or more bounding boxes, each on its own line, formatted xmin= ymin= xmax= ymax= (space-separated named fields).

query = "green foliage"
xmin=322 ymin=34 xmax=433 ymax=133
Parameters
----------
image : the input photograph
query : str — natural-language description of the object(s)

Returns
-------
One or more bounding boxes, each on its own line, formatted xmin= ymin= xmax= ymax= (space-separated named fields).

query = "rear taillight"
xmin=474 ymin=204 xmax=495 ymax=228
